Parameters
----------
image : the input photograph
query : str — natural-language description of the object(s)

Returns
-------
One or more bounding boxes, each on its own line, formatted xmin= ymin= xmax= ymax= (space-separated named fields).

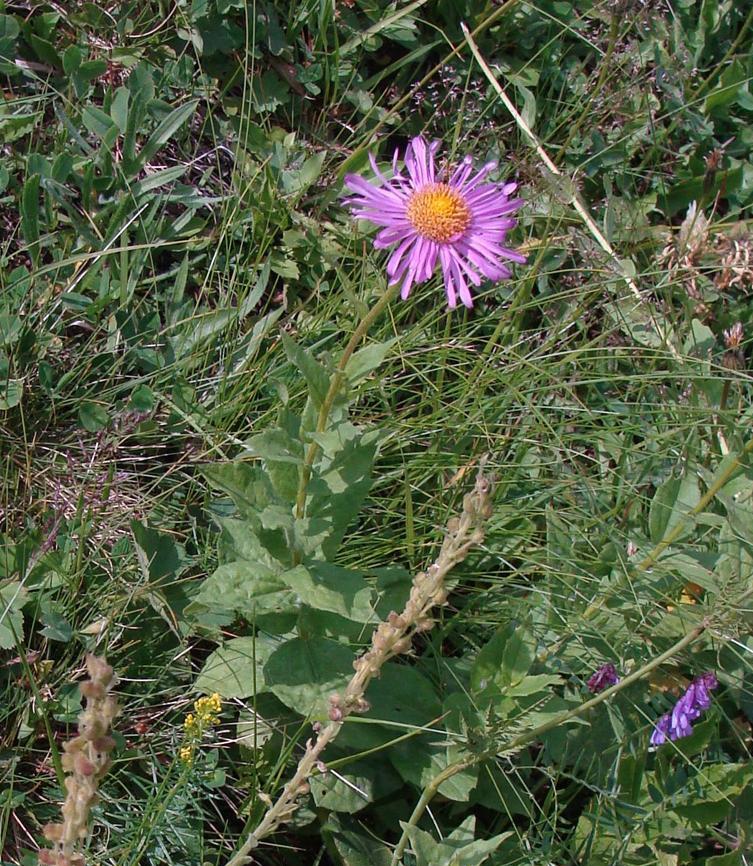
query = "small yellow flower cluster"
xmin=180 ymin=693 xmax=222 ymax=765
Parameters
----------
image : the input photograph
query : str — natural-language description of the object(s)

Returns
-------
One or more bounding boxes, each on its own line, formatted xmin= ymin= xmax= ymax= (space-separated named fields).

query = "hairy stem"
xmin=293 ymin=284 xmax=398 ymax=526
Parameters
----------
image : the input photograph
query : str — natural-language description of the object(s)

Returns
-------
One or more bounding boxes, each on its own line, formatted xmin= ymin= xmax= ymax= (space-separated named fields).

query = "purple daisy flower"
xmin=343 ymin=136 xmax=525 ymax=309
xmin=650 ymin=672 xmax=718 ymax=747
xmin=587 ymin=663 xmax=620 ymax=694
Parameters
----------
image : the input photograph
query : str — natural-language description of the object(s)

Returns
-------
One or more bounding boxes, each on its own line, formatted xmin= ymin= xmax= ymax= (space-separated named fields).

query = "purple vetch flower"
xmin=650 ymin=672 xmax=718 ymax=747
xmin=587 ymin=663 xmax=620 ymax=694
xmin=343 ymin=136 xmax=525 ymax=309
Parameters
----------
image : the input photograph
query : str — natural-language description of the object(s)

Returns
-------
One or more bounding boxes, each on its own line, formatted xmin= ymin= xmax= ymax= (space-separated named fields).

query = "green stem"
xmin=293 ymin=285 xmax=398 ymax=524
xmin=390 ymin=620 xmax=707 ymax=865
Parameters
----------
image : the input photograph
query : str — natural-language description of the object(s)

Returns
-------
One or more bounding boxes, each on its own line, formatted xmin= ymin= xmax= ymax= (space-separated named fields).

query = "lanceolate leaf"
xmin=139 ymin=100 xmax=199 ymax=166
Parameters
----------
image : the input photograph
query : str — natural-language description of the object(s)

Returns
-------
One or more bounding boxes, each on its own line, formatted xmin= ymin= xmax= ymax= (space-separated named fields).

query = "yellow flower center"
xmin=406 ymin=183 xmax=471 ymax=243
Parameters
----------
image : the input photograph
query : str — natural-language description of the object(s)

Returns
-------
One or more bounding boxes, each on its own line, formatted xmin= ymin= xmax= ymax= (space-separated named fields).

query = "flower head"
xmin=650 ymin=672 xmax=718 ymax=747
xmin=587 ymin=662 xmax=620 ymax=694
xmin=181 ymin=692 xmax=222 ymax=763
xmin=344 ymin=136 xmax=525 ymax=309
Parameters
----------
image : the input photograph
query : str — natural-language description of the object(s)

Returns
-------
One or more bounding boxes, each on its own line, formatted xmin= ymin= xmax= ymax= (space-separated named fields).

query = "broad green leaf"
xmin=263 ymin=636 xmax=353 ymax=719
xmin=324 ymin=814 xmax=393 ymax=866
xmin=310 ymin=757 xmax=401 ymax=813
xmin=216 ymin=517 xmax=284 ymax=572
xmin=471 ymin=622 xmax=534 ymax=695
xmin=0 ymin=378 xmax=22 ymax=410
xmin=391 ymin=739 xmax=479 ymax=801
xmin=281 ymin=151 xmax=325 ymax=196
xmin=39 ymin=604 xmax=72 ymax=643
xmin=0 ymin=14 xmax=20 ymax=43
xmin=245 ymin=427 xmax=302 ymax=502
xmin=307 ymin=424 xmax=380 ymax=558
xmin=0 ymin=315 xmax=22 ymax=347
xmin=81 ymin=105 xmax=118 ymax=144
xmin=78 ymin=400 xmax=109 ymax=432
xmin=195 ymin=561 xmax=299 ymax=617
xmin=279 ymin=562 xmax=374 ymax=622
xmin=434 ymin=816 xmax=511 ymax=866
xmin=506 ymin=674 xmax=561 ymax=697
xmin=236 ymin=703 xmax=278 ymax=750
xmin=337 ymin=664 xmax=442 ymax=752
xmin=400 ymin=825 xmax=440 ymax=866
xmin=131 ymin=521 xmax=188 ymax=583
xmin=202 ymin=462 xmax=275 ymax=518
xmin=704 ymin=60 xmax=747 ymax=113
xmin=195 ymin=635 xmax=282 ymax=698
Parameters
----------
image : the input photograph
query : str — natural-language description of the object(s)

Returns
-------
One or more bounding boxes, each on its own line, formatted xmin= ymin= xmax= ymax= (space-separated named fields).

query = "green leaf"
xmin=244 ymin=427 xmax=302 ymax=503
xmin=131 ymin=164 xmax=187 ymax=195
xmin=281 ymin=152 xmax=325 ymax=196
xmin=0 ymin=111 xmax=41 ymax=144
xmin=139 ymin=100 xmax=198 ymax=166
xmin=131 ymin=520 xmax=188 ymax=583
xmin=170 ymin=308 xmax=236 ymax=357
xmin=216 ymin=517 xmax=284 ymax=572
xmin=281 ymin=332 xmax=330 ymax=410
xmin=263 ymin=636 xmax=353 ymax=719
xmin=391 ymin=739 xmax=478 ymax=801
xmin=311 ymin=757 xmax=401 ymax=813
xmin=279 ymin=562 xmax=374 ymax=622
xmin=203 ymin=462 xmax=273 ymax=517
xmin=62 ymin=44 xmax=82 ymax=74
xmin=195 ymin=561 xmax=299 ymax=618
xmin=81 ymin=105 xmax=118 ymax=145
xmin=471 ymin=622 xmax=534 ymax=695
xmin=78 ymin=400 xmax=109 ymax=432
xmin=307 ymin=424 xmax=380 ymax=558
xmin=195 ymin=635 xmax=282 ymax=698
xmin=0 ymin=378 xmax=23 ymax=410
xmin=704 ymin=60 xmax=747 ymax=114
xmin=0 ymin=582 xmax=26 ymax=649
xmin=442 ymin=832 xmax=513 ymax=866
xmin=649 ymin=470 xmax=700 ymax=545
xmin=337 ymin=664 xmax=442 ymax=752
xmin=324 ymin=814 xmax=393 ymax=866
xmin=39 ymin=604 xmax=73 ymax=643
xmin=400 ymin=825 xmax=440 ymax=866
xmin=0 ymin=315 xmax=21 ymax=346
xmin=20 ymin=173 xmax=40 ymax=263
xmin=344 ymin=339 xmax=396 ymax=385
